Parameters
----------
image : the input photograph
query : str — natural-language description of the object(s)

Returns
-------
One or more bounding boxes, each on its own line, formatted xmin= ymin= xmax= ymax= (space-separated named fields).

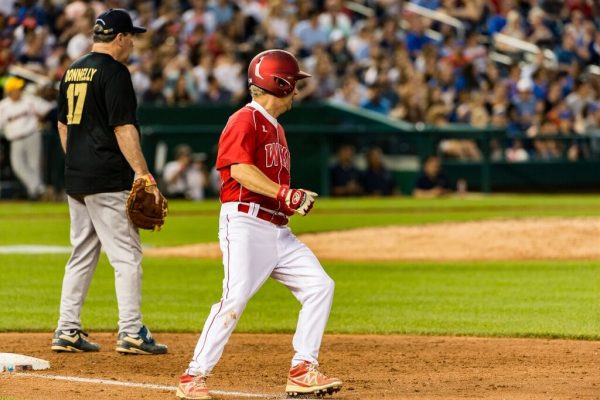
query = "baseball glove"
xmin=126 ymin=175 xmax=168 ymax=231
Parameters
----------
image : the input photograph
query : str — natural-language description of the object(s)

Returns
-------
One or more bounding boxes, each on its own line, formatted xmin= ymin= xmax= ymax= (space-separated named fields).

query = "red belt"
xmin=237 ymin=204 xmax=288 ymax=226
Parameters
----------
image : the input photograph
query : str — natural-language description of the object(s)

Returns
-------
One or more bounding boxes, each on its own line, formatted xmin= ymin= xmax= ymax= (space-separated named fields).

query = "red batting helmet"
xmin=247 ymin=50 xmax=312 ymax=97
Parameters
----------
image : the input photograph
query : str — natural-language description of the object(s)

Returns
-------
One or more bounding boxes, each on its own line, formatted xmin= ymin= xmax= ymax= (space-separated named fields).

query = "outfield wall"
xmin=4 ymin=103 xmax=600 ymax=198
xmin=137 ymin=103 xmax=600 ymax=195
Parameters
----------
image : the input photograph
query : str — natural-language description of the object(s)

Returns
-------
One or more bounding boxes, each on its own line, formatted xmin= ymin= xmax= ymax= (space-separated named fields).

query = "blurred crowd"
xmin=2 ymin=0 xmax=600 ymax=198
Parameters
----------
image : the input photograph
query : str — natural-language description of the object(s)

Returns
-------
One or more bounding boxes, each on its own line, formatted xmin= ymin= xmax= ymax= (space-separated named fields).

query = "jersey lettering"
xmin=265 ymin=143 xmax=279 ymax=168
xmin=66 ymin=83 xmax=88 ymax=125
xmin=280 ymin=145 xmax=290 ymax=171
xmin=265 ymin=143 xmax=290 ymax=170
xmin=65 ymin=68 xmax=98 ymax=83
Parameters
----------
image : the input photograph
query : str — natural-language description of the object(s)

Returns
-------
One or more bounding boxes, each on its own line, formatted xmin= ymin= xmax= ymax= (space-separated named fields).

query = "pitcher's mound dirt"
xmin=145 ymin=218 xmax=600 ymax=261
xmin=0 ymin=333 xmax=599 ymax=400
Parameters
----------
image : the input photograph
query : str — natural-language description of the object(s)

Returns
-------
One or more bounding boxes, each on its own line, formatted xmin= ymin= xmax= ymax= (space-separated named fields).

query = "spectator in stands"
xmin=463 ymin=31 xmax=487 ymax=73
xmin=167 ymin=74 xmax=197 ymax=106
xmin=589 ymin=30 xmax=600 ymax=65
xmin=65 ymin=7 xmax=93 ymax=61
xmin=413 ymin=155 xmax=452 ymax=198
xmin=318 ymin=0 xmax=352 ymax=38
xmin=262 ymin=1 xmax=291 ymax=46
xmin=200 ymin=74 xmax=231 ymax=103
xmin=566 ymin=78 xmax=595 ymax=117
xmin=162 ymin=144 xmax=208 ymax=201
xmin=292 ymin=9 xmax=329 ymax=53
xmin=505 ymin=139 xmax=530 ymax=162
xmin=142 ymin=71 xmax=167 ymax=105
xmin=486 ymin=0 xmax=511 ymax=35
xmin=360 ymin=83 xmax=392 ymax=115
xmin=298 ymin=49 xmax=337 ymax=101
xmin=361 ymin=146 xmax=398 ymax=196
xmin=330 ymin=144 xmax=363 ymax=197
xmin=346 ymin=24 xmax=373 ymax=62
xmin=447 ymin=0 xmax=485 ymax=32
xmin=212 ymin=46 xmax=245 ymax=102
xmin=0 ymin=77 xmax=54 ymax=199
xmin=211 ymin=0 xmax=235 ymax=27
xmin=327 ymin=30 xmax=353 ymax=76
xmin=527 ymin=7 xmax=554 ymax=47
xmin=331 ymin=75 xmax=366 ymax=107
xmin=512 ymin=79 xmax=539 ymax=130
xmin=556 ymin=31 xmax=582 ymax=69
xmin=530 ymin=118 xmax=563 ymax=160
xmin=405 ymin=15 xmax=434 ymax=57
xmin=497 ymin=10 xmax=526 ymax=54
xmin=2 ymin=0 xmax=600 ymax=178
xmin=584 ymin=102 xmax=600 ymax=155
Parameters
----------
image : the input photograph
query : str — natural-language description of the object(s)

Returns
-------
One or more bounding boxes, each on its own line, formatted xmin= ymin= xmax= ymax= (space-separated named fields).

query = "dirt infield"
xmin=0 ymin=333 xmax=598 ymax=400
xmin=145 ymin=217 xmax=600 ymax=261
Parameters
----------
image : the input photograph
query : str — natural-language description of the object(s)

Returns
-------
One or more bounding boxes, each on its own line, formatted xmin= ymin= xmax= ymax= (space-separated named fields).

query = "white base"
xmin=0 ymin=353 xmax=50 ymax=371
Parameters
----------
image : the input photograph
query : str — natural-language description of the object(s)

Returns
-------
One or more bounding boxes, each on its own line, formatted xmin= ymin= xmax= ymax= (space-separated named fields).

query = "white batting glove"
xmin=277 ymin=185 xmax=318 ymax=216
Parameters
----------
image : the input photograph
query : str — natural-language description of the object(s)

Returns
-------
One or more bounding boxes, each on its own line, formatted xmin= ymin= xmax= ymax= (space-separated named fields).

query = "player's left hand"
xmin=127 ymin=175 xmax=168 ymax=231
xmin=277 ymin=186 xmax=318 ymax=216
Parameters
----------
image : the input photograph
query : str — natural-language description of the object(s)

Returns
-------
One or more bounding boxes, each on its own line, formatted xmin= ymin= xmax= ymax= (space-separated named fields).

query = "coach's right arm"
xmin=57 ymin=121 xmax=67 ymax=153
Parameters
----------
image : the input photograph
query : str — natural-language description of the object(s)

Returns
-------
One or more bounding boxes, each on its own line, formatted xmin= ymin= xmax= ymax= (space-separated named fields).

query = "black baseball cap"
xmin=94 ymin=8 xmax=146 ymax=35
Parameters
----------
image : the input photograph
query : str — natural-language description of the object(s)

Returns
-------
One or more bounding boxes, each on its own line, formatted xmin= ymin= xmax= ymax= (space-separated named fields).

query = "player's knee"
xmin=225 ymin=290 xmax=253 ymax=311
xmin=321 ymin=276 xmax=335 ymax=297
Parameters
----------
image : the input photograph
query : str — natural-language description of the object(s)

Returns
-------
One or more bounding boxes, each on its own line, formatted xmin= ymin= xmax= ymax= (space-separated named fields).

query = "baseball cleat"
xmin=51 ymin=329 xmax=100 ymax=352
xmin=285 ymin=361 xmax=342 ymax=397
xmin=115 ymin=325 xmax=168 ymax=355
xmin=176 ymin=373 xmax=211 ymax=399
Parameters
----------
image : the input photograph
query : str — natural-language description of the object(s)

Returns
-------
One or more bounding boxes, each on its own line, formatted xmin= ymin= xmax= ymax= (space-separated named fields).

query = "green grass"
xmin=1 ymin=195 xmax=599 ymax=339
xmin=3 ymin=195 xmax=600 ymax=246
xmin=0 ymin=254 xmax=598 ymax=338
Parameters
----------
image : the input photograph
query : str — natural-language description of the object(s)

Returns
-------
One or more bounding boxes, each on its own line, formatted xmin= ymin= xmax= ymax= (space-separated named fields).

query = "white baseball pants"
xmin=187 ymin=202 xmax=335 ymax=376
xmin=10 ymin=132 xmax=44 ymax=198
xmin=57 ymin=192 xmax=144 ymax=334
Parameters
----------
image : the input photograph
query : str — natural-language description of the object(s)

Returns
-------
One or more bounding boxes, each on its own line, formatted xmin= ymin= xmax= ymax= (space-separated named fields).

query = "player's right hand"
xmin=277 ymin=186 xmax=318 ymax=216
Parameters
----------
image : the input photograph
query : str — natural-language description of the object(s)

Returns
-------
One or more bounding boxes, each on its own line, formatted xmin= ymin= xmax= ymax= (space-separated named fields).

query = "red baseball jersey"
xmin=216 ymin=101 xmax=292 ymax=215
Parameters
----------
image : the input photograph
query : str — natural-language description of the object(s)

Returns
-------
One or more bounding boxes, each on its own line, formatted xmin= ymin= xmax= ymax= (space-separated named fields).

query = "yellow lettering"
xmin=65 ymin=68 xmax=98 ymax=83
xmin=66 ymin=83 xmax=88 ymax=125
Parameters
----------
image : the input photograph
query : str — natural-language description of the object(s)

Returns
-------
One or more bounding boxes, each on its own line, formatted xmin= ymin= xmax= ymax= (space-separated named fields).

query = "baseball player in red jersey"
xmin=176 ymin=50 xmax=342 ymax=400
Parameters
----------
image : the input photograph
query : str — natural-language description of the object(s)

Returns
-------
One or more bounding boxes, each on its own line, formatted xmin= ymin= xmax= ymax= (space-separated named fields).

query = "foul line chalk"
xmin=0 ymin=245 xmax=72 ymax=254
xmin=11 ymin=372 xmax=284 ymax=399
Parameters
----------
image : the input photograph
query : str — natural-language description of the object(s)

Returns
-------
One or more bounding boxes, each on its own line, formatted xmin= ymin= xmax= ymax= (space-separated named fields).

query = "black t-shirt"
xmin=58 ymin=52 xmax=138 ymax=195
xmin=330 ymin=163 xmax=361 ymax=188
xmin=361 ymin=168 xmax=396 ymax=196
xmin=415 ymin=172 xmax=452 ymax=191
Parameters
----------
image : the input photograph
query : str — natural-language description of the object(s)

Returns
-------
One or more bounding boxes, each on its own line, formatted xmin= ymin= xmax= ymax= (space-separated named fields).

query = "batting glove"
xmin=277 ymin=185 xmax=318 ymax=216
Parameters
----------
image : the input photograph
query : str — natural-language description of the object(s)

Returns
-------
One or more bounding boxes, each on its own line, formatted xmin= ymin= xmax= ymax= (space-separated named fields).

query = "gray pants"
xmin=57 ymin=191 xmax=143 ymax=334
xmin=10 ymin=132 xmax=43 ymax=198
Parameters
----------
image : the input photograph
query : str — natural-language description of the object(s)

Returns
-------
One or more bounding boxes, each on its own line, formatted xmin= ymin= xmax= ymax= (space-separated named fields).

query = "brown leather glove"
xmin=126 ymin=175 xmax=168 ymax=231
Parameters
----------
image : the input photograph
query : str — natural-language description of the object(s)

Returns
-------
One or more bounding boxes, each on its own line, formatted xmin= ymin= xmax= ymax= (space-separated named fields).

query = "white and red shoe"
xmin=176 ymin=373 xmax=211 ymax=399
xmin=285 ymin=361 xmax=342 ymax=397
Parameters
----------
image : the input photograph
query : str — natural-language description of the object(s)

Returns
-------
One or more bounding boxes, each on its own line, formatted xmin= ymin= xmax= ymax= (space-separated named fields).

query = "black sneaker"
xmin=115 ymin=326 xmax=168 ymax=355
xmin=51 ymin=329 xmax=101 ymax=352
